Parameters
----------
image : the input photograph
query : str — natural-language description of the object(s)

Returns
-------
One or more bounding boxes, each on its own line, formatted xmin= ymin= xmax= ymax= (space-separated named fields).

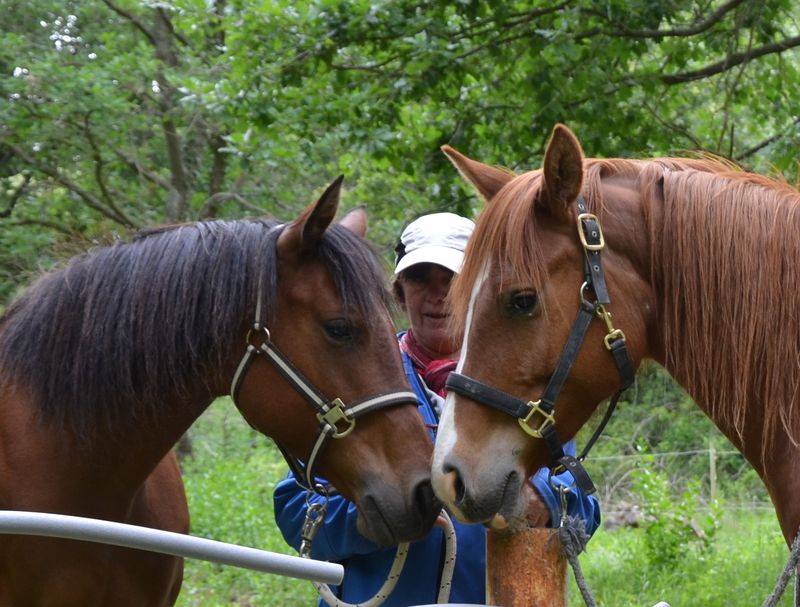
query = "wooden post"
xmin=709 ymin=440 xmax=718 ymax=503
xmin=486 ymin=527 xmax=567 ymax=607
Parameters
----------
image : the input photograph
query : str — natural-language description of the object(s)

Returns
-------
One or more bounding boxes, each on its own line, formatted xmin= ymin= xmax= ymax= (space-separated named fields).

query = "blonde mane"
xmin=451 ymin=156 xmax=800 ymax=451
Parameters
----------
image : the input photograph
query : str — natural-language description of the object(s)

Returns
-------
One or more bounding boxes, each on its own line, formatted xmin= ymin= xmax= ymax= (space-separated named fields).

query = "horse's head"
xmin=234 ymin=178 xmax=439 ymax=545
xmin=431 ymin=125 xmax=655 ymax=528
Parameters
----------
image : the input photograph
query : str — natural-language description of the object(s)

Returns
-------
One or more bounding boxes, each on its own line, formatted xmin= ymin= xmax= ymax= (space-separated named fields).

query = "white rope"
xmin=436 ymin=511 xmax=457 ymax=604
xmin=314 ymin=511 xmax=456 ymax=607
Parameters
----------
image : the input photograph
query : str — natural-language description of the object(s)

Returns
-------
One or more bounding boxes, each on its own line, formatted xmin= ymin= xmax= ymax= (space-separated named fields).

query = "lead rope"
xmin=298 ymin=488 xmax=456 ymax=607
xmin=762 ymin=527 xmax=800 ymax=607
xmin=552 ymin=477 xmax=666 ymax=607
xmin=550 ymin=483 xmax=598 ymax=607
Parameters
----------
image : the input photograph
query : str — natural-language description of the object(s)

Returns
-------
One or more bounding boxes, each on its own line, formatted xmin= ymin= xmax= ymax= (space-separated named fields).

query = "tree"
xmin=2 ymin=0 xmax=800 ymax=304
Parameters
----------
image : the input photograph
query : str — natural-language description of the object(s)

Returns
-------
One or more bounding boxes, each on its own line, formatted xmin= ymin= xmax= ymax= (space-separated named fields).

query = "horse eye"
xmin=508 ymin=291 xmax=538 ymax=316
xmin=323 ymin=319 xmax=355 ymax=342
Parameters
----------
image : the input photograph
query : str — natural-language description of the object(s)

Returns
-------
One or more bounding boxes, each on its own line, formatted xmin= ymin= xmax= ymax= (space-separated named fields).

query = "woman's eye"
xmin=324 ymin=319 xmax=354 ymax=342
xmin=508 ymin=291 xmax=538 ymax=315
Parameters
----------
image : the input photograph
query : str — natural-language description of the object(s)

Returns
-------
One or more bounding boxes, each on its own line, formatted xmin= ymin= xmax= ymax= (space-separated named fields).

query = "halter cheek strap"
xmin=446 ymin=196 xmax=636 ymax=494
xmin=231 ymin=331 xmax=416 ymax=490
xmin=230 ymin=230 xmax=417 ymax=492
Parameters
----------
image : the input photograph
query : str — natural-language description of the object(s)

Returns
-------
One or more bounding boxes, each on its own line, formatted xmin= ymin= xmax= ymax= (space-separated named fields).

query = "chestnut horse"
xmin=0 ymin=178 xmax=439 ymax=606
xmin=431 ymin=124 xmax=800 ymax=547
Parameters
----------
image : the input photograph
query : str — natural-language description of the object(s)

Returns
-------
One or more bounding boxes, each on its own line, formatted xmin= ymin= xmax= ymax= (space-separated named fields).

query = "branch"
xmin=150 ymin=10 xmax=190 ymax=221
xmin=161 ymin=6 xmax=192 ymax=48
xmin=0 ymin=173 xmax=31 ymax=218
xmin=332 ymin=3 xmax=570 ymax=69
xmin=331 ymin=54 xmax=403 ymax=72
xmin=451 ymin=3 xmax=574 ymax=61
xmin=101 ymin=2 xmax=189 ymax=220
xmin=4 ymin=141 xmax=137 ymax=228
xmin=4 ymin=218 xmax=77 ymax=236
xmin=201 ymin=133 xmax=229 ymax=219
xmin=714 ymin=27 xmax=754 ymax=153
xmin=80 ymin=113 xmax=138 ymax=227
xmin=200 ymin=168 xmax=250 ymax=218
xmin=455 ymin=26 xmax=544 ymax=60
xmin=736 ymin=116 xmax=800 ymax=161
xmin=449 ymin=2 xmax=571 ymax=42
xmin=641 ymin=100 xmax=704 ymax=150
xmin=581 ymin=0 xmax=745 ymax=39
xmin=199 ymin=191 xmax=244 ymax=217
xmin=235 ymin=196 xmax=271 ymax=215
xmin=662 ymin=33 xmax=800 ymax=84
xmin=113 ymin=148 xmax=173 ymax=191
xmin=100 ymin=0 xmax=157 ymax=47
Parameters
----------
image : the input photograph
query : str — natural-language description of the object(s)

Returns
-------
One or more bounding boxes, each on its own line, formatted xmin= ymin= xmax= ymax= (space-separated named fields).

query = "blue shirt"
xmin=274 ymin=344 xmax=600 ymax=606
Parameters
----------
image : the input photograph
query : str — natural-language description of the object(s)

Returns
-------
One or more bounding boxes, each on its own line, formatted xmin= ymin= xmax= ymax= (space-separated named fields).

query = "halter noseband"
xmin=230 ymin=231 xmax=417 ymax=492
xmin=445 ymin=196 xmax=636 ymax=494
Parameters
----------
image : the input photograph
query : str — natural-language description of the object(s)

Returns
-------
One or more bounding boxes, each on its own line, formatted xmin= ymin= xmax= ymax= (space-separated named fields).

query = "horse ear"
xmin=338 ymin=205 xmax=367 ymax=238
xmin=278 ymin=175 xmax=344 ymax=255
xmin=539 ymin=124 xmax=584 ymax=219
xmin=441 ymin=145 xmax=515 ymax=202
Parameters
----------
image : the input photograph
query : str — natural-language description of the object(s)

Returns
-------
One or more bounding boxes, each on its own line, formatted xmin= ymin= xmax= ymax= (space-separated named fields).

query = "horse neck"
xmin=631 ymin=168 xmax=800 ymax=468
xmin=97 ymin=335 xmax=250 ymax=490
xmin=1 ymin=375 xmax=218 ymax=506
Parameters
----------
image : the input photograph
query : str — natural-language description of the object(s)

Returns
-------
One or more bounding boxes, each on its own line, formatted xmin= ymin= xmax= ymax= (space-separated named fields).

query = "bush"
xmin=631 ymin=463 xmax=720 ymax=568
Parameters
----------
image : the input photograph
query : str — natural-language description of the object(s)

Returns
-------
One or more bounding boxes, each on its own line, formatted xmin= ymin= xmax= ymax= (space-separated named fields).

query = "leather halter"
xmin=445 ymin=196 xmax=636 ymax=494
xmin=230 ymin=231 xmax=417 ymax=492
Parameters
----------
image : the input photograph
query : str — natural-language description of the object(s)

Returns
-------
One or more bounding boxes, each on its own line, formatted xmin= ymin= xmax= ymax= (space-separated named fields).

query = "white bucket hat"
xmin=394 ymin=212 xmax=475 ymax=275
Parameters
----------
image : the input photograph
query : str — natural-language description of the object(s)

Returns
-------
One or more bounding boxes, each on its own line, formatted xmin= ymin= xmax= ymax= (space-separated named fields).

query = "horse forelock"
xmin=0 ymin=218 xmax=389 ymax=439
xmin=451 ymin=153 xmax=800 ymax=456
xmin=449 ymin=170 xmax=550 ymax=331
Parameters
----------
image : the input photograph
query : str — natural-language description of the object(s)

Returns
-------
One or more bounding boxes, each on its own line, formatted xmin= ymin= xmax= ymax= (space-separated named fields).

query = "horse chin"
xmin=355 ymin=509 xmax=398 ymax=547
xmin=354 ymin=489 xmax=440 ymax=546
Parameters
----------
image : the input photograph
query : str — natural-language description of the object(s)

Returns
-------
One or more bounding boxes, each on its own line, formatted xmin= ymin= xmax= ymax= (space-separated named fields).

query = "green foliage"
xmin=568 ymin=510 xmax=791 ymax=607
xmin=575 ymin=365 xmax=768 ymax=506
xmin=178 ymin=400 xmax=317 ymax=606
xmin=631 ymin=465 xmax=720 ymax=567
xmin=3 ymin=0 xmax=800 ymax=302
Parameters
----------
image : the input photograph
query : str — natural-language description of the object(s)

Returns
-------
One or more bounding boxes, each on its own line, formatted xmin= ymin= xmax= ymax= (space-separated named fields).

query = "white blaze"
xmin=432 ymin=264 xmax=488 ymax=489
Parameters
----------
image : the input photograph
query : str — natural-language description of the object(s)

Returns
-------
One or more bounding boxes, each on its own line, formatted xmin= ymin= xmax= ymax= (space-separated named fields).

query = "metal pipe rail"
xmin=0 ymin=511 xmax=343 ymax=584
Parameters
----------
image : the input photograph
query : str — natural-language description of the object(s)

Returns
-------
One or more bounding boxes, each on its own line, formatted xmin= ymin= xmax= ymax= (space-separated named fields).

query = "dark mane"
xmin=0 ymin=219 xmax=389 ymax=437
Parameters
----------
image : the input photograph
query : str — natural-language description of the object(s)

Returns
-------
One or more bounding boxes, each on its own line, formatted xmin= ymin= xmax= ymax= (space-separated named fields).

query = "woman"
xmin=274 ymin=212 xmax=600 ymax=606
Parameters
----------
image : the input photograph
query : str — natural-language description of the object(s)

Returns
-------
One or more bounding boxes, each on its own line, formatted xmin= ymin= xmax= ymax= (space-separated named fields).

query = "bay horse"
xmin=431 ymin=124 xmax=800 ymax=548
xmin=0 ymin=177 xmax=439 ymax=606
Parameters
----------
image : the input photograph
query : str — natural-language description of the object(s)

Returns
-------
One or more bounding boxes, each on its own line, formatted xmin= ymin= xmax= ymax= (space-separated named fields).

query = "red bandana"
xmin=400 ymin=330 xmax=457 ymax=397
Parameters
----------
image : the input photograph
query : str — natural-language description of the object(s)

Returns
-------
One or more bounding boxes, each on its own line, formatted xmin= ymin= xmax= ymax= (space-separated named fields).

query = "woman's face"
xmin=397 ymin=263 xmax=459 ymax=357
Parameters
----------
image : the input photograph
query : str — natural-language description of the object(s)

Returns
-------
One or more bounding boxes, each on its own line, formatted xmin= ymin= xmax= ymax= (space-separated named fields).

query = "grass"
xmin=176 ymin=399 xmax=317 ymax=607
xmin=177 ymin=399 xmax=794 ymax=606
xmin=568 ymin=510 xmax=791 ymax=607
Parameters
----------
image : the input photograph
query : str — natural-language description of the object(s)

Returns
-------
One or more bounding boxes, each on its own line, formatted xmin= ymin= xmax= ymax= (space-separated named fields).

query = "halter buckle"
xmin=597 ymin=304 xmax=627 ymax=350
xmin=577 ymin=213 xmax=605 ymax=251
xmin=317 ymin=398 xmax=356 ymax=438
xmin=518 ymin=399 xmax=555 ymax=438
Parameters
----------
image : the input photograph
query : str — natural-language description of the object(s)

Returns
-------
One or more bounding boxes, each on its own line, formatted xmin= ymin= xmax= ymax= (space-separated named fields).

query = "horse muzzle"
xmin=433 ymin=455 xmax=525 ymax=525
xmin=355 ymin=475 xmax=441 ymax=546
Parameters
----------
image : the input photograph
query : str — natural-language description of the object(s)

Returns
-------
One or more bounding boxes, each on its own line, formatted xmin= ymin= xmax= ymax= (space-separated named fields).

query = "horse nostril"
xmin=413 ymin=478 xmax=438 ymax=521
xmin=454 ymin=472 xmax=466 ymax=505
xmin=443 ymin=462 xmax=467 ymax=506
